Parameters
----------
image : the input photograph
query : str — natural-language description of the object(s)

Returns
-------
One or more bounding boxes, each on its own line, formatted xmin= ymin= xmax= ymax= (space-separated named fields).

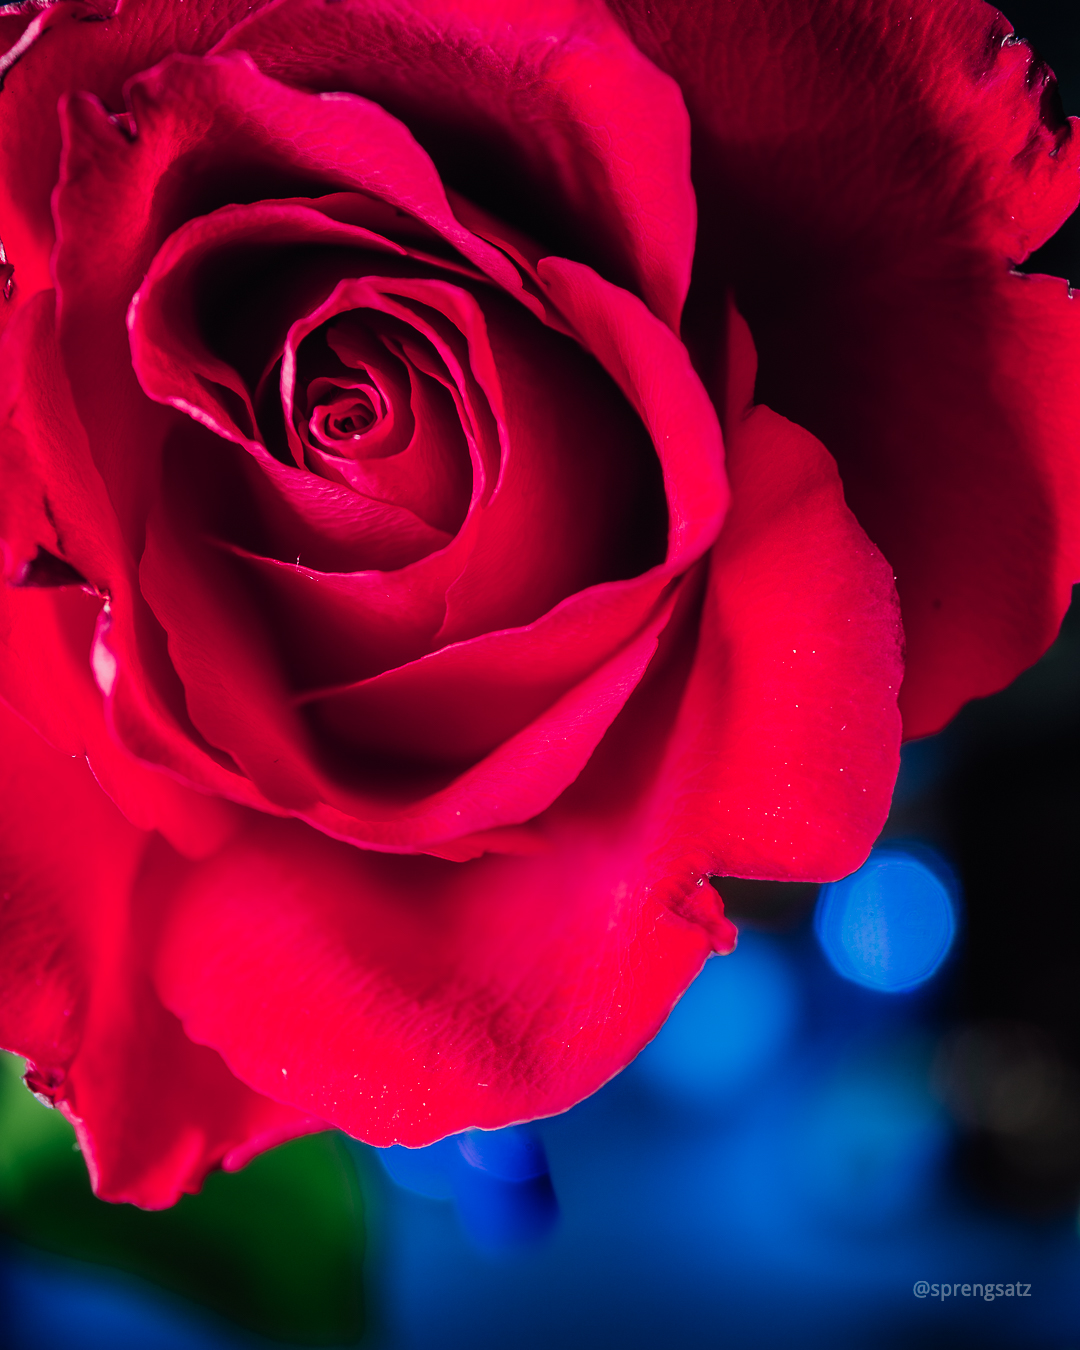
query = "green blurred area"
xmin=0 ymin=1051 xmax=365 ymax=1344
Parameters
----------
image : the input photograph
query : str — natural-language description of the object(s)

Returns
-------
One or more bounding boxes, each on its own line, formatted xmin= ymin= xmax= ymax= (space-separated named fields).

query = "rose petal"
xmin=211 ymin=545 xmax=450 ymax=688
xmin=149 ymin=307 xmax=902 ymax=1148
xmin=214 ymin=0 xmax=696 ymax=328
xmin=0 ymin=289 xmax=250 ymax=852
xmin=0 ymin=0 xmax=284 ymax=313
xmin=141 ymin=479 xmax=684 ymax=847
xmin=128 ymin=202 xmax=462 ymax=567
xmin=0 ymin=584 xmax=242 ymax=861
xmin=301 ymin=356 xmax=470 ymax=535
xmin=0 ymin=700 xmax=321 ymax=1208
xmin=758 ymin=264 xmax=1080 ymax=739
xmin=301 ymin=579 xmax=682 ymax=766
xmin=608 ymin=0 xmax=1080 ymax=733
xmin=128 ymin=199 xmax=409 ymax=454
xmin=277 ymin=276 xmax=497 ymax=539
xmin=53 ymin=49 xmax=522 ymax=553
xmin=638 ymin=302 xmax=904 ymax=888
xmin=431 ymin=279 xmax=672 ymax=642
xmin=152 ymin=808 xmax=726 ymax=1147
xmin=0 ymin=292 xmax=278 ymax=823
xmin=534 ymin=257 xmax=727 ymax=574
xmin=0 ymin=290 xmax=125 ymax=590
xmin=138 ymin=254 xmax=718 ymax=846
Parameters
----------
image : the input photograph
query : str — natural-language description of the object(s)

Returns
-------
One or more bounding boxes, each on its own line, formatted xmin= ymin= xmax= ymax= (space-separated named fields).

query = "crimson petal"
xmin=608 ymin=0 xmax=1080 ymax=734
xmin=214 ymin=0 xmax=696 ymax=328
xmin=0 ymin=701 xmax=322 ymax=1208
xmin=151 ymin=312 xmax=901 ymax=1145
xmin=0 ymin=289 xmax=254 ymax=848
xmin=1 ymin=0 xmax=276 ymax=322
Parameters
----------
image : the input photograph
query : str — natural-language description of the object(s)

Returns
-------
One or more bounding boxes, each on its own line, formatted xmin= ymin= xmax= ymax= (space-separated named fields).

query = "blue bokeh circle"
xmin=814 ymin=847 xmax=957 ymax=993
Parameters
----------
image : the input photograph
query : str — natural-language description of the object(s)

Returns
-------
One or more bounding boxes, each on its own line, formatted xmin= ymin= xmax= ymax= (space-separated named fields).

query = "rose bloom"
xmin=0 ymin=0 xmax=1077 ymax=1207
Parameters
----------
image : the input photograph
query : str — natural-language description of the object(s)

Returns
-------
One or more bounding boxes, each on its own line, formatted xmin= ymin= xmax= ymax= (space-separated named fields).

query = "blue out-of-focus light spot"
xmin=453 ymin=1168 xmax=558 ymax=1250
xmin=815 ymin=847 xmax=957 ymax=992
xmin=634 ymin=931 xmax=798 ymax=1107
xmin=790 ymin=1048 xmax=949 ymax=1226
xmin=375 ymin=1126 xmax=558 ymax=1249
xmin=457 ymin=1127 xmax=547 ymax=1182
xmin=377 ymin=1135 xmax=461 ymax=1200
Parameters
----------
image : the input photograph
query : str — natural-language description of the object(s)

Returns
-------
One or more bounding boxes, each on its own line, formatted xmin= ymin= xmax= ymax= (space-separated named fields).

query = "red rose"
xmin=0 ymin=0 xmax=1075 ymax=1207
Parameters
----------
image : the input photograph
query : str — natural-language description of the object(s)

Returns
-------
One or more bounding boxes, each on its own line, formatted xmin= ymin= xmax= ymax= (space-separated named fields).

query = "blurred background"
xmin=2 ymin=2 xmax=1079 ymax=1346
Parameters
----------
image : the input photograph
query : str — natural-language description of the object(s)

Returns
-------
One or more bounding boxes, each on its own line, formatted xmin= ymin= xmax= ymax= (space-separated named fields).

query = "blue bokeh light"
xmin=377 ymin=1136 xmax=461 ymax=1201
xmin=457 ymin=1127 xmax=548 ymax=1182
xmin=375 ymin=1126 xmax=557 ymax=1249
xmin=633 ymin=930 xmax=799 ymax=1107
xmin=815 ymin=847 xmax=958 ymax=992
xmin=787 ymin=1046 xmax=950 ymax=1226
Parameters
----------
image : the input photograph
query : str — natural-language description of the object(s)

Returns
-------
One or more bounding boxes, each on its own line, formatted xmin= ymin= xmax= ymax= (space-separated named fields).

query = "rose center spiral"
xmin=307 ymin=382 xmax=385 ymax=456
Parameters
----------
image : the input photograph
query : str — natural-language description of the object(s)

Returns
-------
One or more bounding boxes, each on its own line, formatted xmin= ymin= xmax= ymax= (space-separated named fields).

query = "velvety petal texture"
xmin=2 ymin=0 xmax=1069 ymax=1208
xmin=0 ymin=701 xmax=321 ymax=1208
xmin=212 ymin=0 xmax=698 ymax=328
xmin=0 ymin=0 xmax=277 ymax=313
xmin=149 ymin=309 xmax=900 ymax=1145
xmin=607 ymin=0 xmax=1080 ymax=735
xmin=40 ymin=43 xmax=722 ymax=847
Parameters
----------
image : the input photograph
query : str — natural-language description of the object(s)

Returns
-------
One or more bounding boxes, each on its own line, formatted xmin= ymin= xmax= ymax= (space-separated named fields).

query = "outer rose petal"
xmin=608 ymin=0 xmax=1080 ymax=734
xmin=0 ymin=585 xmax=242 ymax=861
xmin=645 ymin=305 xmax=904 ymax=887
xmin=0 ymin=0 xmax=279 ymax=311
xmin=152 ymin=313 xmax=901 ymax=1145
xmin=0 ymin=700 xmax=322 ymax=1208
xmin=153 ymin=811 xmax=726 ymax=1145
xmin=213 ymin=0 xmax=696 ymax=327
xmin=0 ymin=289 xmax=246 ymax=854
